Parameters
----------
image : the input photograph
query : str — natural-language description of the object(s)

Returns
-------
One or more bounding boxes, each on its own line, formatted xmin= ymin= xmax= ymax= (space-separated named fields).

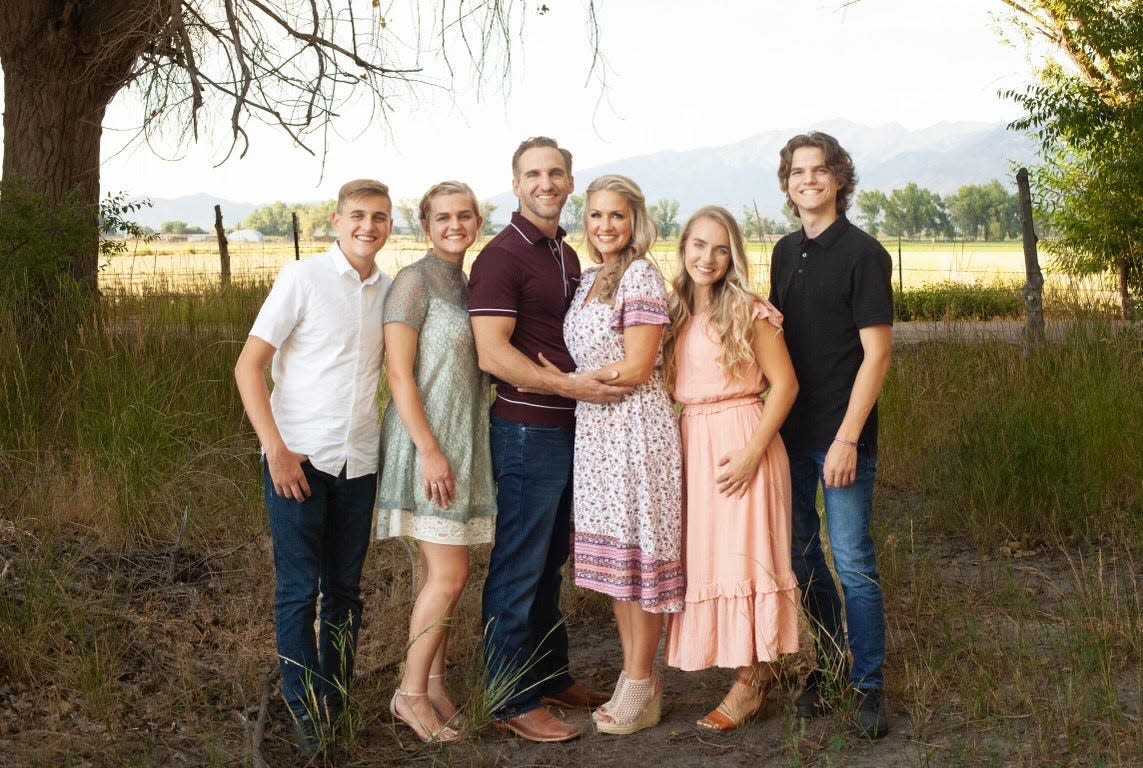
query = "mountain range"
xmin=131 ymin=119 xmax=1037 ymax=230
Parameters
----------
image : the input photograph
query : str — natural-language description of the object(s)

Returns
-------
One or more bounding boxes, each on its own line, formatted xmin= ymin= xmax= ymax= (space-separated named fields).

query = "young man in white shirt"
xmin=235 ymin=179 xmax=393 ymax=755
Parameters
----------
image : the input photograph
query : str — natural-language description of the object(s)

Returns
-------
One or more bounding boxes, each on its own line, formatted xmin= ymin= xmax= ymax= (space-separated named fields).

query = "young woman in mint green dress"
xmin=376 ymin=181 xmax=495 ymax=743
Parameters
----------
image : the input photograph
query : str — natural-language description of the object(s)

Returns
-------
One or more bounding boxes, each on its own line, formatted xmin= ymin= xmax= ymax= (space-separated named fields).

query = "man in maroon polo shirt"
xmin=469 ymin=136 xmax=627 ymax=742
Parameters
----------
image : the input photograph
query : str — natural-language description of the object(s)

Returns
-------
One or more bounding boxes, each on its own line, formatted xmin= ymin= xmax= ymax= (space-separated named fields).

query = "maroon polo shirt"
xmin=468 ymin=211 xmax=581 ymax=427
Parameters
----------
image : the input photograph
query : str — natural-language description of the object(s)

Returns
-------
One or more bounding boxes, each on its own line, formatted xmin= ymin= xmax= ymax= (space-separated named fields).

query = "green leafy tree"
xmin=242 ymin=202 xmax=295 ymax=237
xmin=160 ymin=221 xmax=190 ymax=235
xmin=856 ymin=189 xmax=888 ymax=237
xmin=0 ymin=2 xmax=600 ymax=304
xmin=561 ymin=194 xmax=586 ymax=234
xmin=397 ymin=199 xmax=423 ymax=240
xmin=883 ymin=183 xmax=951 ymax=238
xmin=649 ymin=199 xmax=681 ymax=237
xmin=480 ymin=202 xmax=499 ymax=236
xmin=1002 ymin=0 xmax=1143 ymax=317
xmin=298 ymin=201 xmax=337 ymax=238
xmin=742 ymin=204 xmax=786 ymax=242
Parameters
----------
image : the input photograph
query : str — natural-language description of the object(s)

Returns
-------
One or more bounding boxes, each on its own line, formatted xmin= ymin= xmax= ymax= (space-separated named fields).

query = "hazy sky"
xmin=3 ymin=0 xmax=1042 ymax=204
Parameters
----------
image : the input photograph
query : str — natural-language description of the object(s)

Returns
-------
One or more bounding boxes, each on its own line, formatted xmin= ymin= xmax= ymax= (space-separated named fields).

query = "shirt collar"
xmin=329 ymin=240 xmax=382 ymax=284
xmin=798 ymin=215 xmax=850 ymax=251
xmin=509 ymin=211 xmax=567 ymax=245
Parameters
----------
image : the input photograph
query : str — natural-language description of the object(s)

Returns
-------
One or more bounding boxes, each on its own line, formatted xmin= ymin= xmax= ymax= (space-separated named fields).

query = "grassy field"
xmin=0 ymin=263 xmax=1137 ymax=765
xmin=104 ymin=235 xmax=1118 ymax=300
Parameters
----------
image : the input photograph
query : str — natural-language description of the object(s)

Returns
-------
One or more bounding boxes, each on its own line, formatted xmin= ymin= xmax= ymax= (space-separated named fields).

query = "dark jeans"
xmin=482 ymin=415 xmax=576 ymax=718
xmin=789 ymin=449 xmax=886 ymax=692
xmin=264 ymin=458 xmax=376 ymax=720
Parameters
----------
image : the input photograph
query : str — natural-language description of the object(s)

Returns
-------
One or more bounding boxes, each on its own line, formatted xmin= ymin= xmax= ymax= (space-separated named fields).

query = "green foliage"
xmin=241 ymin=200 xmax=337 ymax=237
xmin=741 ymin=203 xmax=787 ymax=242
xmin=944 ymin=180 xmax=1020 ymax=240
xmin=159 ymin=220 xmax=206 ymax=235
xmin=561 ymin=193 xmax=585 ymax=234
xmin=883 ymin=183 xmax=952 ymax=238
xmin=395 ymin=198 xmax=422 ymax=239
xmin=856 ymin=189 xmax=888 ymax=237
xmin=881 ymin=322 xmax=1143 ymax=546
xmin=649 ymin=198 xmax=680 ymax=237
xmin=895 ymin=281 xmax=1023 ymax=321
xmin=0 ymin=279 xmax=268 ymax=543
xmin=1002 ymin=0 xmax=1143 ymax=309
xmin=479 ymin=201 xmax=499 ymax=235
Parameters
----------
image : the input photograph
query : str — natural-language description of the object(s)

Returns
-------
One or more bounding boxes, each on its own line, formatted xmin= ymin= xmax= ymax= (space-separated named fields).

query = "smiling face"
xmin=423 ymin=192 xmax=482 ymax=262
xmin=512 ymin=146 xmax=574 ymax=230
xmin=683 ymin=216 xmax=733 ymax=296
xmin=331 ymin=193 xmax=393 ymax=267
xmin=585 ymin=189 xmax=633 ymax=263
xmin=784 ymin=146 xmax=840 ymax=220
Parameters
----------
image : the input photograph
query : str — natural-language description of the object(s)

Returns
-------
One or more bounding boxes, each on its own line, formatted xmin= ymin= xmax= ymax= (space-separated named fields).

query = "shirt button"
xmin=801 ymin=252 xmax=807 ymax=259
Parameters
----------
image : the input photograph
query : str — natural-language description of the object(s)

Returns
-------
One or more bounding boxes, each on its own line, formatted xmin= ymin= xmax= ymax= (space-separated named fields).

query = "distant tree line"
xmin=855 ymin=180 xmax=1020 ymax=240
xmin=227 ymin=181 xmax=1021 ymax=244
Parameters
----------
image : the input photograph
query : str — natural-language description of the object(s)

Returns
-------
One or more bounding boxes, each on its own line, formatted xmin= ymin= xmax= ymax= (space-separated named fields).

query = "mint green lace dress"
xmin=376 ymin=252 xmax=496 ymax=544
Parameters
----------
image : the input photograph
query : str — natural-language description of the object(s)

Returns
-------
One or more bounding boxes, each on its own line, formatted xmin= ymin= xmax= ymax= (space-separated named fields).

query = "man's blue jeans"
xmin=482 ymin=415 xmax=576 ymax=718
xmin=264 ymin=459 xmax=376 ymax=721
xmin=789 ymin=449 xmax=885 ymax=692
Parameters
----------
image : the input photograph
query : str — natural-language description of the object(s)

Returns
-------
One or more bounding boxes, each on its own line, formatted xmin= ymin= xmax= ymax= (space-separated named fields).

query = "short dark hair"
xmin=511 ymin=136 xmax=573 ymax=179
xmin=777 ymin=131 xmax=857 ymax=217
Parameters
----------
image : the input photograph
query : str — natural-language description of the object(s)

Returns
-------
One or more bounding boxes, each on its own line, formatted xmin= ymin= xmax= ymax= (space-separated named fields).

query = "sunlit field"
xmin=102 ymin=235 xmax=1118 ymax=306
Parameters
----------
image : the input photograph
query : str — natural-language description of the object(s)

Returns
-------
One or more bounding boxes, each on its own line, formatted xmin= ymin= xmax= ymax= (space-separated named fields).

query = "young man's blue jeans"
xmin=482 ymin=415 xmax=576 ymax=718
xmin=789 ymin=449 xmax=886 ymax=693
xmin=264 ymin=458 xmax=376 ymax=721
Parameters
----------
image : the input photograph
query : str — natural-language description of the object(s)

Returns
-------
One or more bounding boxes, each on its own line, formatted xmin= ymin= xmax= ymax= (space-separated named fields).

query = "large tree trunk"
xmin=0 ymin=1 xmax=173 ymax=298
xmin=1 ymin=56 xmax=108 ymax=291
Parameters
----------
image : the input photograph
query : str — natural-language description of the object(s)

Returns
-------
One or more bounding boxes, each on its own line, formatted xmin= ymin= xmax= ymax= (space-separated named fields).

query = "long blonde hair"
xmin=583 ymin=175 xmax=658 ymax=305
xmin=663 ymin=206 xmax=761 ymax=390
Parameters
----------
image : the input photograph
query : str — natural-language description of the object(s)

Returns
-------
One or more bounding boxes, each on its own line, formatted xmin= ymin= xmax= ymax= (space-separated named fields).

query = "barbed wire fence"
xmin=99 ymin=206 xmax=1121 ymax=307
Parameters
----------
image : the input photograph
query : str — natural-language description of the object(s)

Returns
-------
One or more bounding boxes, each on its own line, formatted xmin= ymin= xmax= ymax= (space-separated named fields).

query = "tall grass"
xmin=880 ymin=320 xmax=1143 ymax=546
xmin=0 ymin=276 xmax=270 ymax=545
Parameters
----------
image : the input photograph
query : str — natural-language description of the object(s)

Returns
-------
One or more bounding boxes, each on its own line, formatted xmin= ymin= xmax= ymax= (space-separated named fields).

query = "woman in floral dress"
xmin=560 ymin=174 xmax=683 ymax=734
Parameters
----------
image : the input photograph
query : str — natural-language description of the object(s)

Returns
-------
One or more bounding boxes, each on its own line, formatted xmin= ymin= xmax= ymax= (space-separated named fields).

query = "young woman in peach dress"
xmin=662 ymin=206 xmax=800 ymax=731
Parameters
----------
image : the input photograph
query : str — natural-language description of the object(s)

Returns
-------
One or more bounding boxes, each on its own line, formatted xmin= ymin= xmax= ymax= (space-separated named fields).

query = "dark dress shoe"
xmin=493 ymin=707 xmax=582 ymax=742
xmin=541 ymin=682 xmax=610 ymax=710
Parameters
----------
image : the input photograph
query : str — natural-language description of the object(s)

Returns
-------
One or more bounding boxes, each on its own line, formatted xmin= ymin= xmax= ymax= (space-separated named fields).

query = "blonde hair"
xmin=583 ymin=175 xmax=658 ymax=305
xmin=663 ymin=206 xmax=761 ymax=390
xmin=337 ymin=179 xmax=390 ymax=211
xmin=418 ymin=180 xmax=480 ymax=221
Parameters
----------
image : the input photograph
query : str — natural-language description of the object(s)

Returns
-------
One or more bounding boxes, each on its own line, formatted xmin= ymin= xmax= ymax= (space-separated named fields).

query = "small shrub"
xmin=895 ymin=280 xmax=1024 ymax=321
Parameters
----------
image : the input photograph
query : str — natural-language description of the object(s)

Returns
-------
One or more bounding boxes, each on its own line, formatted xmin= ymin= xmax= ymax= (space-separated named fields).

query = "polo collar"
xmin=509 ymin=211 xmax=567 ymax=245
xmin=799 ymin=215 xmax=850 ymax=251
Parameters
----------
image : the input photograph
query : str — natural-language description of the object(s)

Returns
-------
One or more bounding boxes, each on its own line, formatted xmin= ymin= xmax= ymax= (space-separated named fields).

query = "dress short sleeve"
xmin=384 ymin=262 xmax=429 ymax=331
xmin=753 ymin=299 xmax=784 ymax=333
xmin=609 ymin=258 xmax=670 ymax=332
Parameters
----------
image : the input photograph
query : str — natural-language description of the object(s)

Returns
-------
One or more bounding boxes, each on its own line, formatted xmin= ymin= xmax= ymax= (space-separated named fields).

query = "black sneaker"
xmin=852 ymin=688 xmax=889 ymax=739
xmin=294 ymin=714 xmax=325 ymax=760
xmin=795 ymin=669 xmax=829 ymax=719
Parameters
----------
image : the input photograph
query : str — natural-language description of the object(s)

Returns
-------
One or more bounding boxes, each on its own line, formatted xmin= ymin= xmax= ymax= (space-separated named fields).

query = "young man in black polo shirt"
xmin=469 ymin=136 xmax=626 ymax=742
xmin=768 ymin=131 xmax=894 ymax=739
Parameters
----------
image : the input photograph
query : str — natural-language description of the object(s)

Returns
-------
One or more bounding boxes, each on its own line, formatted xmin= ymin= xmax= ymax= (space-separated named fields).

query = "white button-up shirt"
xmin=249 ymin=242 xmax=391 ymax=479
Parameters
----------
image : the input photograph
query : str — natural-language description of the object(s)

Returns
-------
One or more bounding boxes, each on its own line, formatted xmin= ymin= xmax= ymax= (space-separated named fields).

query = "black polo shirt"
xmin=768 ymin=215 xmax=893 ymax=454
xmin=468 ymin=212 xmax=581 ymax=427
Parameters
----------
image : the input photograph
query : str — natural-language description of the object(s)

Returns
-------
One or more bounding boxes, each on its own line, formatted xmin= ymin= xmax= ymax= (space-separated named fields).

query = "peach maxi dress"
xmin=664 ymin=302 xmax=800 ymax=671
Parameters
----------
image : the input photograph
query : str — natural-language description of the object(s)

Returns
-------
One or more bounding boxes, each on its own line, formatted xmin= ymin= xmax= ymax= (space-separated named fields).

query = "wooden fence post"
xmin=1016 ymin=168 xmax=1044 ymax=344
xmin=292 ymin=212 xmax=301 ymax=261
xmin=214 ymin=204 xmax=230 ymax=286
